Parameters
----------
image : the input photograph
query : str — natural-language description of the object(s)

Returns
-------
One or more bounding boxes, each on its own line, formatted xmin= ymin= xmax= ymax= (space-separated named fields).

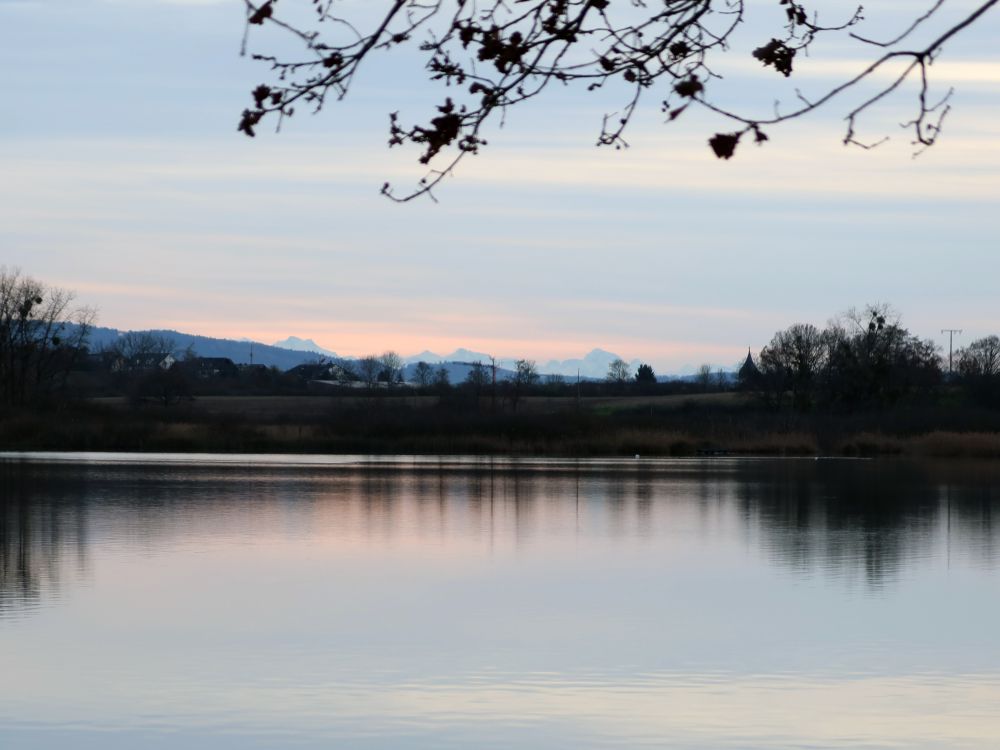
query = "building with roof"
xmin=738 ymin=348 xmax=761 ymax=390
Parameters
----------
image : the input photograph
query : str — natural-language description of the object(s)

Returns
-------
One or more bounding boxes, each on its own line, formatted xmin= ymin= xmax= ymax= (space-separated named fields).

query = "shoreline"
xmin=4 ymin=399 xmax=1000 ymax=459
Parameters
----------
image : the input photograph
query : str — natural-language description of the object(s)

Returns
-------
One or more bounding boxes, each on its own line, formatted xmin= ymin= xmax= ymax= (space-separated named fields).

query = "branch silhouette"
xmin=239 ymin=0 xmax=998 ymax=201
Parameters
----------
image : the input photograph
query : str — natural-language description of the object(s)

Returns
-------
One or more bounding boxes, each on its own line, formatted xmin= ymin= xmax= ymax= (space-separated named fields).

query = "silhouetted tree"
xmin=465 ymin=360 xmax=489 ymax=399
xmin=510 ymin=358 xmax=538 ymax=412
xmin=379 ymin=350 xmax=404 ymax=388
xmin=635 ymin=363 xmax=656 ymax=384
xmin=540 ymin=372 xmax=566 ymax=396
xmin=958 ymin=336 xmax=1000 ymax=378
xmin=413 ymin=360 xmax=434 ymax=388
xmin=0 ymin=268 xmax=94 ymax=406
xmin=714 ymin=368 xmax=727 ymax=391
xmin=759 ymin=323 xmax=825 ymax=411
xmin=239 ymin=1 xmax=995 ymax=200
xmin=607 ymin=358 xmax=630 ymax=388
xmin=110 ymin=331 xmax=176 ymax=369
xmin=433 ymin=365 xmax=451 ymax=392
xmin=755 ymin=306 xmax=941 ymax=411
xmin=336 ymin=361 xmax=356 ymax=385
xmin=956 ymin=335 xmax=1000 ymax=406
xmin=696 ymin=364 xmax=714 ymax=393
xmin=822 ymin=306 xmax=940 ymax=408
xmin=133 ymin=366 xmax=192 ymax=408
xmin=358 ymin=354 xmax=382 ymax=389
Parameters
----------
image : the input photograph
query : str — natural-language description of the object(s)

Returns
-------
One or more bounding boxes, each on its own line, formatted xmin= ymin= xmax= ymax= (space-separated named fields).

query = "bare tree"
xmin=606 ymin=358 xmax=631 ymax=386
xmin=0 ymin=268 xmax=95 ymax=406
xmin=239 ymin=1 xmax=998 ymax=200
xmin=357 ymin=354 xmax=382 ymax=389
xmin=434 ymin=365 xmax=451 ymax=391
xmin=714 ymin=368 xmax=727 ymax=392
xmin=696 ymin=363 xmax=714 ymax=393
xmin=759 ymin=323 xmax=825 ymax=410
xmin=510 ymin=358 xmax=538 ymax=412
xmin=957 ymin=335 xmax=1000 ymax=378
xmin=465 ymin=360 xmax=489 ymax=394
xmin=822 ymin=305 xmax=940 ymax=407
xmin=379 ymin=350 xmax=404 ymax=388
xmin=515 ymin=358 xmax=539 ymax=384
xmin=956 ymin=334 xmax=1000 ymax=405
xmin=111 ymin=331 xmax=177 ymax=367
xmin=336 ymin=360 xmax=356 ymax=385
xmin=414 ymin=360 xmax=434 ymax=388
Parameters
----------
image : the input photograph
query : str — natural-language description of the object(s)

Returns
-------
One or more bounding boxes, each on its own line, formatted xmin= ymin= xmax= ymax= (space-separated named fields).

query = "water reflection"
xmin=2 ymin=455 xmax=1000 ymax=749
xmin=2 ymin=456 xmax=997 ymax=616
xmin=734 ymin=460 xmax=999 ymax=586
xmin=0 ymin=462 xmax=90 ymax=616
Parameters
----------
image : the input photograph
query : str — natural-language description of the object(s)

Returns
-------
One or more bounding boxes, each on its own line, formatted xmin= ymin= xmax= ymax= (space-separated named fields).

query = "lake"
xmin=1 ymin=454 xmax=998 ymax=749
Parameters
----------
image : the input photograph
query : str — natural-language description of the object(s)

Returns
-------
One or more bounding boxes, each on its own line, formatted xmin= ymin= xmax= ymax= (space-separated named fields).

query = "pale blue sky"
xmin=2 ymin=0 xmax=999 ymax=370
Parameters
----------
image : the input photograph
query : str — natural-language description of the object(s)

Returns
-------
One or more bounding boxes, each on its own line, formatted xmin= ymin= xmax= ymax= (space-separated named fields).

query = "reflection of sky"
xmin=1 ymin=457 xmax=999 ymax=747
xmin=4 ymin=672 xmax=1000 ymax=749
xmin=1 ymin=1 xmax=998 ymax=368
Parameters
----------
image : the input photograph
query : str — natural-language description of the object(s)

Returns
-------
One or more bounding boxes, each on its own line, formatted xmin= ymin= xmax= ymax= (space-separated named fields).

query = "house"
xmin=185 ymin=357 xmax=239 ymax=380
xmin=112 ymin=352 xmax=176 ymax=373
xmin=286 ymin=361 xmax=351 ymax=383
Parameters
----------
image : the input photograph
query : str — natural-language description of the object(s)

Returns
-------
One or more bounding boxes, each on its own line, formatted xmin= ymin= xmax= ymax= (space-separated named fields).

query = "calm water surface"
xmin=1 ymin=454 xmax=998 ymax=749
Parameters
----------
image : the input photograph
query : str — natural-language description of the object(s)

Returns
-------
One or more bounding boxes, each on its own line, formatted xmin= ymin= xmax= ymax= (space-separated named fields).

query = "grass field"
xmin=90 ymin=392 xmax=749 ymax=419
xmin=4 ymin=394 xmax=998 ymax=458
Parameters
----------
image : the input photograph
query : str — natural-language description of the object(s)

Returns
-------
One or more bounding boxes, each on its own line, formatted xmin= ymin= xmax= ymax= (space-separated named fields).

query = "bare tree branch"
xmin=239 ymin=0 xmax=998 ymax=201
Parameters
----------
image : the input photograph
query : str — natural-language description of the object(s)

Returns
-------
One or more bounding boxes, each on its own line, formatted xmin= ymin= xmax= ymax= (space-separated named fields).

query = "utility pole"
xmin=489 ymin=355 xmax=497 ymax=413
xmin=941 ymin=329 xmax=962 ymax=376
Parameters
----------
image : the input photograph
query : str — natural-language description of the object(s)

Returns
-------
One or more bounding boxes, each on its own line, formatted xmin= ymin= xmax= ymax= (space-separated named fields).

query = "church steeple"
xmin=738 ymin=347 xmax=760 ymax=387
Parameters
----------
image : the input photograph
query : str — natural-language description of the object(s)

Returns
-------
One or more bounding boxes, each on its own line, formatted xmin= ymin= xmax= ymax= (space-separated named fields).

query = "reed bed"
xmin=2 ymin=401 xmax=1000 ymax=459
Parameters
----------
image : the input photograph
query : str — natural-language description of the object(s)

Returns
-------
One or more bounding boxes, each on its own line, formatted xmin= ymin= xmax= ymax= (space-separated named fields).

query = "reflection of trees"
xmin=0 ymin=462 xmax=90 ymax=616
xmin=2 ymin=458 xmax=997 ymax=616
xmin=732 ymin=460 xmax=1000 ymax=585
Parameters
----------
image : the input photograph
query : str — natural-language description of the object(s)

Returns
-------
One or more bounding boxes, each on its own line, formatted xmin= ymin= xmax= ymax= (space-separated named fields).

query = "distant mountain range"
xmin=403 ymin=348 xmax=493 ymax=366
xmin=541 ymin=348 xmax=643 ymax=379
xmin=71 ymin=324 xmax=733 ymax=380
xmin=78 ymin=325 xmax=325 ymax=371
xmin=401 ymin=360 xmax=517 ymax=384
xmin=401 ymin=346 xmax=642 ymax=379
xmin=271 ymin=336 xmax=338 ymax=357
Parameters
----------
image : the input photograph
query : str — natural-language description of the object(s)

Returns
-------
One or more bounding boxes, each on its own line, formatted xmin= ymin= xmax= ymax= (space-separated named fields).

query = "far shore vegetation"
xmin=4 ymin=268 xmax=1000 ymax=459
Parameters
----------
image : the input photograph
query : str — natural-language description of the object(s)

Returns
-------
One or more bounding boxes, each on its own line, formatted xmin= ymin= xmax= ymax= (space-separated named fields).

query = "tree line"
xmin=5 ymin=269 xmax=1000 ymax=414
xmin=752 ymin=305 xmax=953 ymax=411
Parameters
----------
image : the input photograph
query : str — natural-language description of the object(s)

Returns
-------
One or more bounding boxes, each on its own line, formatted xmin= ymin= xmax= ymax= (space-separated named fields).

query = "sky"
xmin=2 ymin=0 xmax=999 ymax=372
